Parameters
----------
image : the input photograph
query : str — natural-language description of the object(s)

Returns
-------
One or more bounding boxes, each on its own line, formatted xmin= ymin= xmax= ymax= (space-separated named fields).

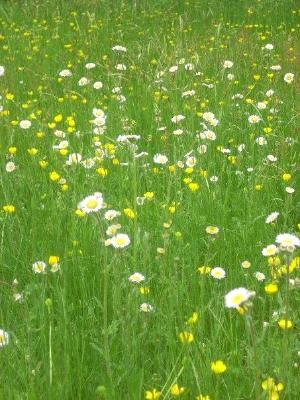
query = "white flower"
xmin=115 ymin=63 xmax=126 ymax=71
xmin=185 ymin=156 xmax=197 ymax=167
xmin=265 ymin=212 xmax=279 ymax=224
xmin=223 ymin=60 xmax=234 ymax=69
xmin=264 ymin=43 xmax=274 ymax=50
xmin=173 ymin=129 xmax=183 ymax=136
xmin=266 ymin=89 xmax=274 ymax=97
xmin=262 ymin=244 xmax=278 ymax=257
xmin=286 ymin=187 xmax=295 ymax=194
xmin=53 ymin=130 xmax=66 ymax=138
xmin=255 ymin=272 xmax=266 ymax=281
xmin=270 ymin=65 xmax=281 ymax=71
xmin=128 ymin=272 xmax=145 ymax=283
xmin=110 ymin=233 xmax=131 ymax=249
xmin=255 ymin=136 xmax=267 ymax=146
xmin=77 ymin=192 xmax=104 ymax=214
xmin=211 ymin=267 xmax=226 ymax=280
xmin=92 ymin=108 xmax=105 ymax=118
xmin=5 ymin=161 xmax=16 ymax=172
xmin=19 ymin=120 xmax=32 ymax=129
xmin=93 ymin=81 xmax=103 ymax=89
xmin=227 ymin=73 xmax=234 ymax=80
xmin=248 ymin=115 xmax=261 ymax=124
xmin=93 ymin=116 xmax=106 ymax=127
xmin=153 ymin=153 xmax=168 ymax=165
xmin=112 ymin=45 xmax=127 ymax=52
xmin=257 ymin=102 xmax=267 ymax=110
xmin=284 ymin=73 xmax=294 ymax=84
xmin=266 ymin=154 xmax=277 ymax=162
xmin=65 ymin=153 xmax=82 ymax=166
xmin=202 ymin=112 xmax=219 ymax=126
xmin=210 ymin=176 xmax=218 ymax=183
xmin=85 ymin=62 xmax=96 ymax=69
xmin=0 ymin=329 xmax=9 ymax=347
xmin=59 ymin=69 xmax=72 ymax=77
xmin=200 ymin=130 xmax=216 ymax=141
xmin=106 ymin=224 xmax=121 ymax=236
xmin=184 ymin=63 xmax=194 ymax=70
xmin=78 ymin=77 xmax=89 ymax=86
xmin=171 ymin=114 xmax=185 ymax=123
xmin=104 ymin=210 xmax=121 ymax=221
xmin=225 ymin=287 xmax=255 ymax=308
xmin=182 ymin=90 xmax=195 ymax=97
xmin=140 ymin=303 xmax=154 ymax=312
xmin=169 ymin=65 xmax=178 ymax=73
xmin=275 ymin=233 xmax=300 ymax=250
xmin=237 ymin=144 xmax=246 ymax=152
xmin=32 ymin=261 xmax=47 ymax=274
xmin=241 ymin=260 xmax=251 ymax=269
xmin=53 ymin=140 xmax=69 ymax=150
xmin=81 ymin=158 xmax=95 ymax=169
xmin=112 ymin=87 xmax=122 ymax=94
xmin=0 ymin=66 xmax=5 ymax=76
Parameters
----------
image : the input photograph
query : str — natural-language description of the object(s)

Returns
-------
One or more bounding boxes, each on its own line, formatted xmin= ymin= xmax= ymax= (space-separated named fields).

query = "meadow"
xmin=0 ymin=0 xmax=300 ymax=398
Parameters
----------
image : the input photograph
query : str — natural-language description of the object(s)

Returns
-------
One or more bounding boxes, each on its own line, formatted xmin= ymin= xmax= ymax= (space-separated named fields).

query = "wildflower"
xmin=140 ymin=303 xmax=154 ymax=312
xmin=198 ymin=266 xmax=211 ymax=274
xmin=275 ymin=233 xmax=300 ymax=251
xmin=223 ymin=60 xmax=233 ymax=68
xmin=85 ymin=62 xmax=96 ymax=69
xmin=248 ymin=115 xmax=261 ymax=124
xmin=241 ymin=260 xmax=251 ymax=269
xmin=262 ymin=377 xmax=284 ymax=400
xmin=186 ymin=312 xmax=199 ymax=325
xmin=153 ymin=153 xmax=168 ymax=165
xmin=283 ymin=73 xmax=294 ymax=84
xmin=196 ymin=395 xmax=211 ymax=400
xmin=211 ymin=360 xmax=227 ymax=374
xmin=5 ymin=161 xmax=16 ymax=172
xmin=282 ymin=173 xmax=291 ymax=182
xmin=104 ymin=210 xmax=121 ymax=221
xmin=59 ymin=69 xmax=72 ymax=77
xmin=93 ymin=81 xmax=103 ymax=89
xmin=255 ymin=272 xmax=266 ymax=281
xmin=188 ymin=182 xmax=200 ymax=192
xmin=112 ymin=45 xmax=127 ymax=52
xmin=264 ymin=283 xmax=278 ymax=295
xmin=123 ymin=208 xmax=135 ymax=219
xmin=278 ymin=319 xmax=293 ymax=329
xmin=0 ymin=329 xmax=9 ymax=347
xmin=49 ymin=171 xmax=60 ymax=181
xmin=19 ymin=120 xmax=32 ymax=129
xmin=110 ymin=233 xmax=130 ymax=249
xmin=206 ymin=226 xmax=219 ymax=235
xmin=77 ymin=193 xmax=104 ymax=214
xmin=3 ymin=205 xmax=15 ymax=213
xmin=211 ymin=267 xmax=226 ymax=280
xmin=32 ymin=261 xmax=46 ymax=274
xmin=262 ymin=244 xmax=278 ymax=257
xmin=0 ymin=66 xmax=5 ymax=76
xmin=178 ymin=331 xmax=194 ymax=343
xmin=225 ymin=287 xmax=255 ymax=308
xmin=266 ymin=212 xmax=279 ymax=224
xmin=145 ymin=389 xmax=161 ymax=399
xmin=285 ymin=187 xmax=294 ymax=194
xmin=128 ymin=272 xmax=145 ymax=283
xmin=65 ymin=153 xmax=82 ymax=165
xmin=49 ymin=256 xmax=59 ymax=265
xmin=171 ymin=115 xmax=185 ymax=123
xmin=170 ymin=384 xmax=185 ymax=396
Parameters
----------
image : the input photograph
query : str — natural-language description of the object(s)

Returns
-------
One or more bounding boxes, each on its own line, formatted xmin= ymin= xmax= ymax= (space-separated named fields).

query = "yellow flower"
xmin=197 ymin=266 xmax=211 ymax=274
xmin=54 ymin=114 xmax=63 ymax=123
xmin=278 ymin=319 xmax=293 ymax=329
xmin=178 ymin=331 xmax=194 ymax=344
xmin=211 ymin=360 xmax=227 ymax=374
xmin=188 ymin=182 xmax=200 ymax=192
xmin=3 ymin=205 xmax=15 ymax=213
xmin=290 ymin=256 xmax=300 ymax=272
xmin=48 ymin=256 xmax=60 ymax=265
xmin=59 ymin=149 xmax=68 ymax=156
xmin=264 ymin=283 xmax=278 ymax=295
xmin=96 ymin=167 xmax=108 ymax=177
xmin=39 ymin=160 xmax=48 ymax=169
xmin=255 ymin=184 xmax=263 ymax=191
xmin=145 ymin=389 xmax=161 ymax=399
xmin=282 ymin=173 xmax=291 ymax=182
xmin=144 ymin=192 xmax=154 ymax=200
xmin=170 ymin=384 xmax=185 ymax=396
xmin=186 ymin=312 xmax=199 ymax=325
xmin=123 ymin=208 xmax=135 ymax=219
xmin=8 ymin=146 xmax=17 ymax=155
xmin=27 ymin=148 xmax=38 ymax=156
xmin=49 ymin=171 xmax=60 ymax=181
xmin=75 ymin=209 xmax=86 ymax=218
xmin=169 ymin=165 xmax=176 ymax=173
xmin=206 ymin=226 xmax=219 ymax=235
xmin=263 ymin=127 xmax=272 ymax=134
xmin=140 ymin=286 xmax=150 ymax=294
xmin=196 ymin=395 xmax=211 ymax=400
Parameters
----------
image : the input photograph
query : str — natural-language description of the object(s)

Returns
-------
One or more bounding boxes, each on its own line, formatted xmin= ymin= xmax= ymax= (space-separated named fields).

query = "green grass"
xmin=0 ymin=0 xmax=300 ymax=399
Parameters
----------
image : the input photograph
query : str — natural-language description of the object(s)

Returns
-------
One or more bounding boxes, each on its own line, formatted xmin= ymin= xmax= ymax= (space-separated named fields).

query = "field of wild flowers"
xmin=0 ymin=0 xmax=300 ymax=398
